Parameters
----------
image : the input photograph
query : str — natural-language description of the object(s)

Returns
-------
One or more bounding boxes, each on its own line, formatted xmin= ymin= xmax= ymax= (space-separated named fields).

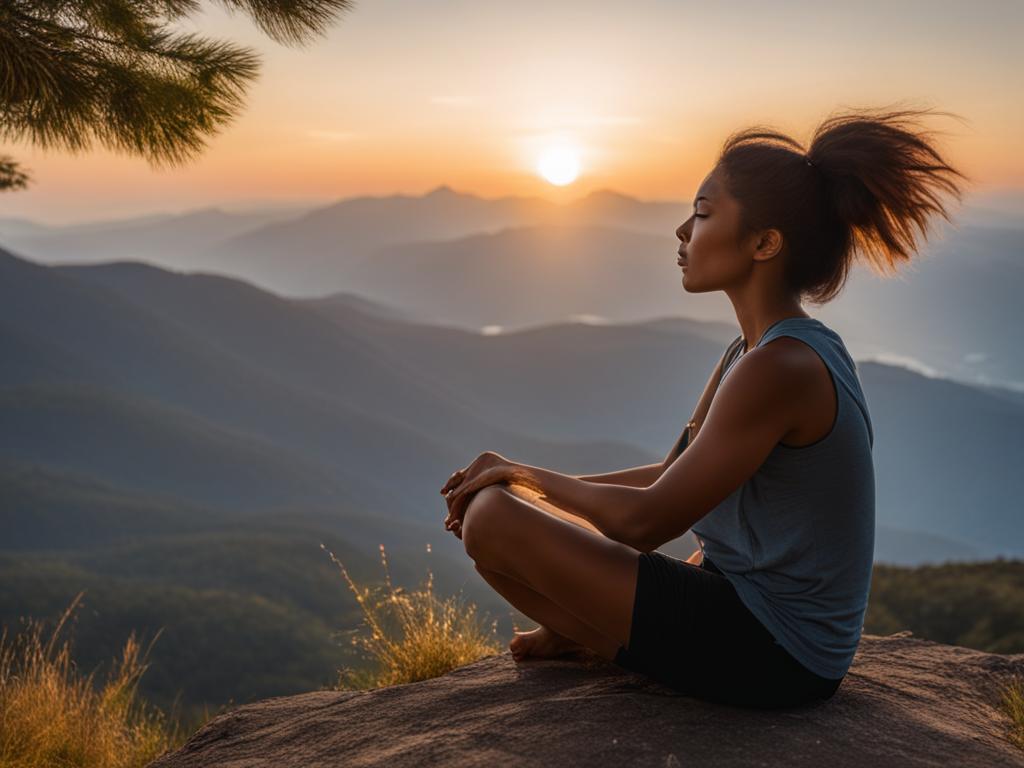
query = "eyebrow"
xmin=693 ymin=195 xmax=710 ymax=208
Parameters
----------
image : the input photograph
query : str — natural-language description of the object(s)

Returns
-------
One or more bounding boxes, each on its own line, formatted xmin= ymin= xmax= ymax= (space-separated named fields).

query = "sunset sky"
xmin=3 ymin=0 xmax=1022 ymax=224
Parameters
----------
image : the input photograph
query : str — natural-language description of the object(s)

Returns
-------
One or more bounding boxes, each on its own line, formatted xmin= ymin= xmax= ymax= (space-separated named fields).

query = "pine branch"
xmin=0 ymin=155 xmax=30 ymax=191
xmin=0 ymin=0 xmax=355 ymax=190
xmin=217 ymin=0 xmax=354 ymax=46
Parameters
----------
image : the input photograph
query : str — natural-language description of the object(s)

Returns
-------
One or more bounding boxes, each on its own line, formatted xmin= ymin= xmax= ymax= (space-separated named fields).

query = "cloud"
xmin=567 ymin=313 xmax=611 ymax=325
xmin=858 ymin=352 xmax=942 ymax=379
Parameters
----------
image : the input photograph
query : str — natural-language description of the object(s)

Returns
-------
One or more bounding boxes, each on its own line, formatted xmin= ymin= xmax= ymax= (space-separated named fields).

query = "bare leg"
xmin=482 ymin=483 xmax=625 ymax=661
xmin=474 ymin=564 xmax=621 ymax=661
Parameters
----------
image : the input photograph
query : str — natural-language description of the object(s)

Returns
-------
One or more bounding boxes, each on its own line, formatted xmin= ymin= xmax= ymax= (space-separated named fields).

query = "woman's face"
xmin=675 ymin=165 xmax=757 ymax=293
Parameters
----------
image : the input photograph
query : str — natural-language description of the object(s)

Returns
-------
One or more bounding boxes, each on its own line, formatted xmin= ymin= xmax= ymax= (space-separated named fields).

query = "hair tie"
xmin=805 ymin=156 xmax=816 ymax=168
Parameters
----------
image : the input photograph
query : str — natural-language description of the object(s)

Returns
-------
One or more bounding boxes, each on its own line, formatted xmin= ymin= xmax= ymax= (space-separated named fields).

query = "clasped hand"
xmin=439 ymin=451 xmax=513 ymax=540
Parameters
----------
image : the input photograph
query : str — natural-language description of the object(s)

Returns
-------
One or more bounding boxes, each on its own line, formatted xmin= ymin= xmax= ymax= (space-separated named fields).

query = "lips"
xmin=677 ymin=253 xmax=688 ymax=266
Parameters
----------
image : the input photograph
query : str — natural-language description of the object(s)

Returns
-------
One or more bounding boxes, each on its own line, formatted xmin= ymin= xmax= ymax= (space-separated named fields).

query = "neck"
xmin=730 ymin=297 xmax=810 ymax=353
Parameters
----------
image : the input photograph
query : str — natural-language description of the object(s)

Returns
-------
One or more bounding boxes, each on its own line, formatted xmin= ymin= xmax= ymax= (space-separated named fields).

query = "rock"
xmin=149 ymin=633 xmax=1024 ymax=767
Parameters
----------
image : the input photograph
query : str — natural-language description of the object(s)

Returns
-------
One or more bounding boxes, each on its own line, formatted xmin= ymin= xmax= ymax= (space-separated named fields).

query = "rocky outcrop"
xmin=149 ymin=633 xmax=1024 ymax=767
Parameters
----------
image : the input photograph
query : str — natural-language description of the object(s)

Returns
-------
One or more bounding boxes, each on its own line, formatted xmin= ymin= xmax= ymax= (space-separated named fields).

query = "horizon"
xmin=4 ymin=182 xmax=1024 ymax=229
xmin=2 ymin=0 xmax=1021 ymax=224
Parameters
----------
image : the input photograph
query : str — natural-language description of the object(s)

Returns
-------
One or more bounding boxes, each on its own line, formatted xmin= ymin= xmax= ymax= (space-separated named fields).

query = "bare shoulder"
xmin=726 ymin=337 xmax=823 ymax=397
xmin=744 ymin=336 xmax=836 ymax=445
xmin=713 ymin=337 xmax=830 ymax=428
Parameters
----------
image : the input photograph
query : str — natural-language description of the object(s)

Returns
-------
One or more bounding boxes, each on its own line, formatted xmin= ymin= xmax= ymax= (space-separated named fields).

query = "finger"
xmin=444 ymin=487 xmax=460 ymax=509
xmin=445 ymin=490 xmax=461 ymax=513
xmin=444 ymin=513 xmax=462 ymax=537
xmin=441 ymin=469 xmax=467 ymax=494
xmin=450 ymin=474 xmax=481 ymax=500
xmin=446 ymin=493 xmax=466 ymax=523
xmin=446 ymin=494 xmax=463 ymax=523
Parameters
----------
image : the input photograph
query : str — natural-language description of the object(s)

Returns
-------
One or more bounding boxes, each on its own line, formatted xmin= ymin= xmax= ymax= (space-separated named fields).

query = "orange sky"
xmin=3 ymin=0 xmax=1022 ymax=224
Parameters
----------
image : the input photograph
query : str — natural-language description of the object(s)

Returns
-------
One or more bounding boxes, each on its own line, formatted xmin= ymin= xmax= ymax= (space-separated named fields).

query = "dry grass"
xmin=1001 ymin=673 xmax=1024 ymax=751
xmin=323 ymin=542 xmax=504 ymax=690
xmin=0 ymin=593 xmax=184 ymax=768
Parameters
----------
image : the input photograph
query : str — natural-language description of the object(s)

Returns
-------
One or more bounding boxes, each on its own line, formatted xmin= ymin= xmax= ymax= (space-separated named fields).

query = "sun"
xmin=537 ymin=145 xmax=581 ymax=186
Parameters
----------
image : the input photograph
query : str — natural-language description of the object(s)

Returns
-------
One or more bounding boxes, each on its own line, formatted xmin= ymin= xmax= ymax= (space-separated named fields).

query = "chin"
xmin=681 ymin=273 xmax=711 ymax=294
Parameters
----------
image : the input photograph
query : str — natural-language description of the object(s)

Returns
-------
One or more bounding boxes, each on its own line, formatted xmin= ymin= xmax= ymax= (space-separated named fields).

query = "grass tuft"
xmin=1000 ymin=673 xmax=1024 ymax=751
xmin=322 ymin=541 xmax=504 ymax=690
xmin=0 ymin=592 xmax=184 ymax=768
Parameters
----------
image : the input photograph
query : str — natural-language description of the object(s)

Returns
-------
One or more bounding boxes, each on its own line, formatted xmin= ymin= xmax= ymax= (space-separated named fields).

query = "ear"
xmin=752 ymin=227 xmax=784 ymax=262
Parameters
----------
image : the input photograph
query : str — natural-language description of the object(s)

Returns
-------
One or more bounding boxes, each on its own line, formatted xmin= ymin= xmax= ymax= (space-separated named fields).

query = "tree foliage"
xmin=0 ymin=154 xmax=30 ymax=190
xmin=0 ymin=0 xmax=354 ymax=190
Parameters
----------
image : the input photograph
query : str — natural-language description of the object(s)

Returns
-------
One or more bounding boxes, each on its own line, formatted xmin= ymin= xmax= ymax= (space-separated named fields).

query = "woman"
xmin=440 ymin=106 xmax=968 ymax=709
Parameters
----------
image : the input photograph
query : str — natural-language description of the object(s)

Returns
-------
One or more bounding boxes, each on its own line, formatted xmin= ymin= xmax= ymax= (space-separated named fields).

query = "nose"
xmin=676 ymin=220 xmax=689 ymax=243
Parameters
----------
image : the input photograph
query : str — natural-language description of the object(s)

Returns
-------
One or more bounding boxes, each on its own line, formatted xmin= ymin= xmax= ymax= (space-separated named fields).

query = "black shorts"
xmin=612 ymin=550 xmax=844 ymax=709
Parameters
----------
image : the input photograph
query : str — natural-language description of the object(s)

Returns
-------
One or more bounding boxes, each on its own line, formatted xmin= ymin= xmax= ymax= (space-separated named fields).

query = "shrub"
xmin=0 ymin=593 xmax=183 ymax=768
xmin=323 ymin=543 xmax=503 ymax=690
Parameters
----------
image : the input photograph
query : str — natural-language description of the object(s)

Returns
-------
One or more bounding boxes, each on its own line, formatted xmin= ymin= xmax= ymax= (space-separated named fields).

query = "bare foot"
xmin=509 ymin=625 xmax=585 ymax=662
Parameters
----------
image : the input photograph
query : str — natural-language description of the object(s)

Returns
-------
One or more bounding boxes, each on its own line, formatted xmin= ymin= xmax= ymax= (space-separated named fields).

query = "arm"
xmin=448 ymin=338 xmax=753 ymax=548
xmin=504 ymin=459 xmax=701 ymax=561
xmin=627 ymin=341 xmax=813 ymax=553
xmin=574 ymin=463 xmax=664 ymax=487
xmin=504 ymin=462 xmax=650 ymax=550
xmin=504 ymin=342 xmax=745 ymax=546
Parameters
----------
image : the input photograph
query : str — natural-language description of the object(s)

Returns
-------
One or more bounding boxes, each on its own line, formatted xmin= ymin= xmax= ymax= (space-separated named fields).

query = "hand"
xmin=442 ymin=467 xmax=502 ymax=539
xmin=440 ymin=450 xmax=509 ymax=497
xmin=441 ymin=455 xmax=514 ymax=539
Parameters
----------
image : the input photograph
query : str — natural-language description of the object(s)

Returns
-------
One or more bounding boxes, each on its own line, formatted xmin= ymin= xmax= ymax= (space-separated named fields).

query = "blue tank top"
xmin=688 ymin=316 xmax=876 ymax=680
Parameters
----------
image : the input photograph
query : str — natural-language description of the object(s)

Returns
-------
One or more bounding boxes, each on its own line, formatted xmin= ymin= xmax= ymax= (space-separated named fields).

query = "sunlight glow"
xmin=537 ymin=145 xmax=581 ymax=186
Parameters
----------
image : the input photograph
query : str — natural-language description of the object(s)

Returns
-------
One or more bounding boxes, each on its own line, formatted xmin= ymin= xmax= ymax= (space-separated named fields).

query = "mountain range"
xmin=1 ymin=245 xmax=1021 ymax=565
xmin=3 ymin=187 xmax=1021 ymax=390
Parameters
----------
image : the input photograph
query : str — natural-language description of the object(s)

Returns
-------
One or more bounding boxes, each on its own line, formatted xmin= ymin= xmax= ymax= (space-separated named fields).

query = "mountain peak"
xmin=579 ymin=188 xmax=640 ymax=205
xmin=424 ymin=184 xmax=460 ymax=198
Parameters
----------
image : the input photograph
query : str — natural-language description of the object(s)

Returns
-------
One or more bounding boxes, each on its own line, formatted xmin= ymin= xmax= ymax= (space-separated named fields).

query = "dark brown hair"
xmin=715 ymin=106 xmax=971 ymax=305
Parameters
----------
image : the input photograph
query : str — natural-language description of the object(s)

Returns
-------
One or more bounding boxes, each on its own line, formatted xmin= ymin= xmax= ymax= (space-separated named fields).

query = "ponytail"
xmin=716 ymin=106 xmax=970 ymax=305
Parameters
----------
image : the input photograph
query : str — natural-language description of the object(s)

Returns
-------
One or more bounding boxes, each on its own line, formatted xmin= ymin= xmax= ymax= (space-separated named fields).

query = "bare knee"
xmin=461 ymin=485 xmax=511 ymax=563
